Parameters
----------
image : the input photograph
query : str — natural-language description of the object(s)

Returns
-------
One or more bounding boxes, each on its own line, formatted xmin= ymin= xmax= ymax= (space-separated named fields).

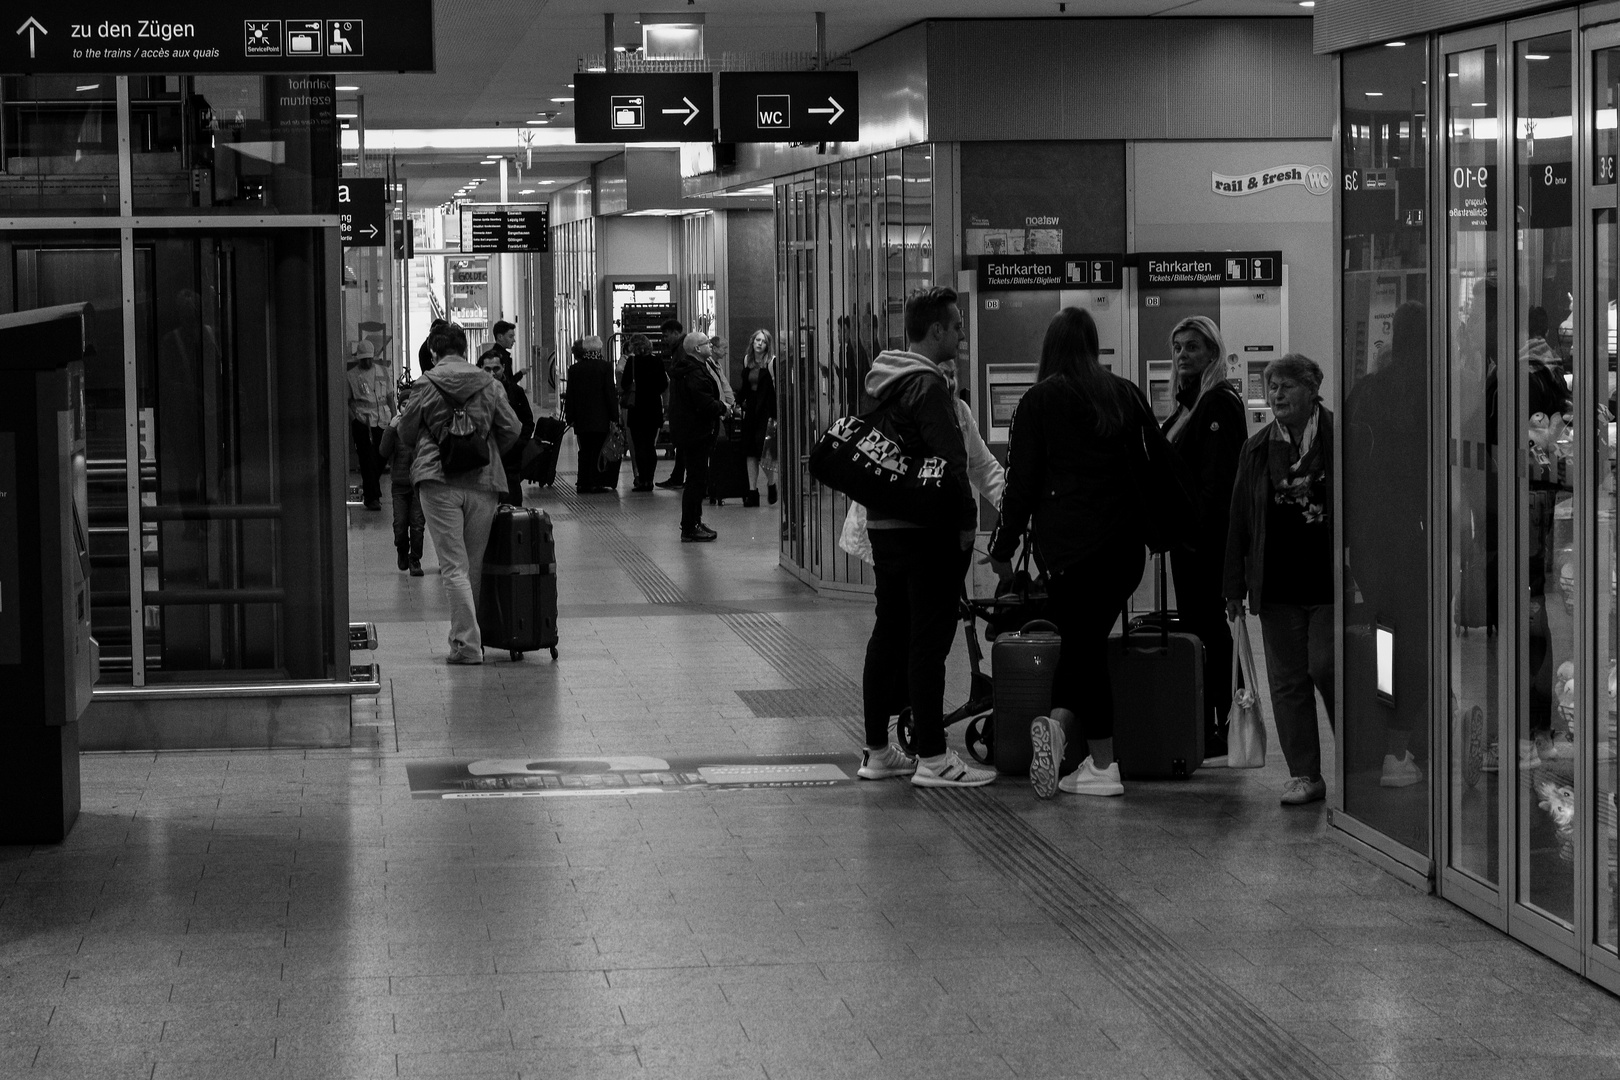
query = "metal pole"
xmin=356 ymin=94 xmax=366 ymax=174
xmin=604 ymin=13 xmax=615 ymax=72
xmin=499 ymin=157 xmax=509 ymax=203
xmin=816 ymin=12 xmax=826 ymax=70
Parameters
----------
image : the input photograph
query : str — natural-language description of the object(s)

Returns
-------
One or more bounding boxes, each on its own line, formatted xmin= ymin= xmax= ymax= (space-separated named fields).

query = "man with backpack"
xmin=397 ymin=322 xmax=523 ymax=665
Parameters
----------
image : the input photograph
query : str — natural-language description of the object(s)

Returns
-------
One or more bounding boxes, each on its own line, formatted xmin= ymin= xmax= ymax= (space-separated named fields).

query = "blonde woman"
xmin=735 ymin=329 xmax=779 ymax=506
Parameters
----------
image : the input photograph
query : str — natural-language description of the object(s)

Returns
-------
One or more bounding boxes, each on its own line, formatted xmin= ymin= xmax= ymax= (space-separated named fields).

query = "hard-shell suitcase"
xmin=989 ymin=620 xmax=1064 ymax=775
xmin=1107 ymin=556 xmax=1204 ymax=779
xmin=478 ymin=505 xmax=559 ymax=661
xmin=524 ymin=417 xmax=568 ymax=487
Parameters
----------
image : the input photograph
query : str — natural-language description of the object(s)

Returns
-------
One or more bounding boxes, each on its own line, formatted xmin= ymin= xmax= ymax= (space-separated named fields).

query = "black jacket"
xmin=1161 ymin=381 xmax=1247 ymax=557
xmin=734 ymin=366 xmax=777 ymax=455
xmin=1223 ymin=409 xmax=1334 ymax=611
xmin=498 ymin=376 xmax=535 ymax=468
xmin=621 ymin=352 xmax=669 ymax=419
xmin=989 ymin=375 xmax=1163 ymax=573
xmin=667 ymin=354 xmax=727 ymax=444
xmin=565 ymin=357 xmax=618 ymax=434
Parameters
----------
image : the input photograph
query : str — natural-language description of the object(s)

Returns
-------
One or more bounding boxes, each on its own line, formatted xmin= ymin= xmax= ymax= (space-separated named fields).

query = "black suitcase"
xmin=524 ymin=417 xmax=567 ymax=487
xmin=989 ymin=620 xmax=1065 ymax=776
xmin=706 ymin=434 xmax=751 ymax=504
xmin=478 ymin=505 xmax=559 ymax=661
xmin=1106 ymin=556 xmax=1204 ymax=779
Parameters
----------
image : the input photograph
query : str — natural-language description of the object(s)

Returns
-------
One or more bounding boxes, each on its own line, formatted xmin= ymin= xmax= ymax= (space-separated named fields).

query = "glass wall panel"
xmin=131 ymin=230 xmax=336 ymax=680
xmin=1446 ymin=44 xmax=1502 ymax=885
xmin=1595 ymin=47 xmax=1620 ymax=956
xmin=1341 ymin=41 xmax=1434 ymax=855
xmin=0 ymin=77 xmax=120 ymax=214
xmin=1515 ymin=32 xmax=1577 ymax=925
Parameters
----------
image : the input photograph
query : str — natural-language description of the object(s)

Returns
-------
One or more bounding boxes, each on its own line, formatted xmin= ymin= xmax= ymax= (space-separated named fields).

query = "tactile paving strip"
xmin=921 ymin=789 xmax=1339 ymax=1080
xmin=735 ymin=687 xmax=864 ymax=718
xmin=716 ymin=610 xmax=857 ymax=691
xmin=530 ymin=482 xmax=685 ymax=604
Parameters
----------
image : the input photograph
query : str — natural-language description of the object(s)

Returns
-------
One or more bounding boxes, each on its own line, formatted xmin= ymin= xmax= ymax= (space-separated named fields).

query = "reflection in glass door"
xmin=1516 ymin=31 xmax=1578 ymax=927
xmin=1447 ymin=42 xmax=1504 ymax=892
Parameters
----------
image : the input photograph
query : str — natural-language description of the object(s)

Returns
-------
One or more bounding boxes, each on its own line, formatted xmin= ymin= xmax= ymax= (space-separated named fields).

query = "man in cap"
xmin=347 ymin=339 xmax=393 ymax=511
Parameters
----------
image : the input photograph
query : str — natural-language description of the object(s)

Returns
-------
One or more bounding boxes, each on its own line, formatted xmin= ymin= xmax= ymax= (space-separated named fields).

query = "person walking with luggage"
xmin=565 ymin=336 xmax=618 ymax=494
xmin=1224 ymin=355 xmax=1351 ymax=805
xmin=1160 ymin=315 xmax=1247 ymax=762
xmin=396 ymin=323 xmax=522 ymax=665
xmin=654 ymin=319 xmax=688 ymax=490
xmin=621 ymin=333 xmax=668 ymax=492
xmin=667 ymin=332 xmax=729 ymax=542
xmin=479 ymin=346 xmax=534 ymax=506
xmin=347 ymin=340 xmax=393 ymax=511
xmin=378 ymin=380 xmax=425 ymax=576
xmin=857 ymin=286 xmax=992 ymax=789
xmin=989 ymin=307 xmax=1166 ymax=798
xmin=734 ymin=331 xmax=778 ymax=508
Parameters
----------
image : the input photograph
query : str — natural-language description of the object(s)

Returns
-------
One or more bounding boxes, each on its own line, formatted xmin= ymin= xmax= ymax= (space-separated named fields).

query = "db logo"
xmin=1305 ymin=165 xmax=1333 ymax=195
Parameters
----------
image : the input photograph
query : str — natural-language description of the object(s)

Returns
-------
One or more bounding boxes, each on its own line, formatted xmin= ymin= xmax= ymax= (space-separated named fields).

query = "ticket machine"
xmin=0 ymin=303 xmax=96 ymax=843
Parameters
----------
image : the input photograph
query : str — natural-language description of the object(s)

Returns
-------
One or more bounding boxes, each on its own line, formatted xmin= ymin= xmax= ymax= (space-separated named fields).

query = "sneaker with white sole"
xmin=1280 ymin=775 xmax=1327 ymax=805
xmin=857 ymin=743 xmax=917 ymax=780
xmin=1057 ymin=756 xmax=1124 ymax=797
xmin=1379 ymin=752 xmax=1423 ymax=788
xmin=911 ymin=750 xmax=996 ymax=788
xmin=1029 ymin=716 xmax=1065 ymax=799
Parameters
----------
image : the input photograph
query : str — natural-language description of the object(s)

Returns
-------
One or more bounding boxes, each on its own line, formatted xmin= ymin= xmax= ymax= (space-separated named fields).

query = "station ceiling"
xmin=360 ymin=0 xmax=1311 ymax=210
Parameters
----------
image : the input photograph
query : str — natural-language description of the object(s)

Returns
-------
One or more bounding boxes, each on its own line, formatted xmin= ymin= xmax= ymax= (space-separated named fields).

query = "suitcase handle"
xmin=1017 ymin=619 xmax=1061 ymax=636
xmin=1120 ymin=551 xmax=1171 ymax=649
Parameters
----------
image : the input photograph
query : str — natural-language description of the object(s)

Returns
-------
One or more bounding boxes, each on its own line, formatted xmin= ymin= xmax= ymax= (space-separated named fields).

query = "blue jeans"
xmin=418 ymin=481 xmax=498 ymax=661
xmin=1257 ymin=604 xmax=1335 ymax=780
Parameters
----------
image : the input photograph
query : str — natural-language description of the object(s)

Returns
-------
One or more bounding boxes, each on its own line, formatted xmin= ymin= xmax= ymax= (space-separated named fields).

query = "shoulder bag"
xmin=426 ymin=376 xmax=491 ymax=475
xmin=1226 ymin=615 xmax=1268 ymax=769
xmin=807 ymin=377 xmax=962 ymax=528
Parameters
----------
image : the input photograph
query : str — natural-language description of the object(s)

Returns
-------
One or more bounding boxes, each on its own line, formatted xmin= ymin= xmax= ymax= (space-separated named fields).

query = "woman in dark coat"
xmin=1160 ymin=315 xmax=1247 ymax=761
xmin=733 ymin=329 xmax=777 ymax=508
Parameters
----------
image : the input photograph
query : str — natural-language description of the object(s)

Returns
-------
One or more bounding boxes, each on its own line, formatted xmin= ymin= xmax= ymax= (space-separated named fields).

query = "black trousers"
xmin=390 ymin=483 xmax=424 ymax=560
xmin=350 ymin=419 xmax=384 ymax=503
xmin=862 ymin=527 xmax=969 ymax=757
xmin=497 ymin=466 xmax=524 ymax=507
xmin=576 ymin=429 xmax=608 ymax=490
xmin=678 ymin=436 xmax=714 ymax=531
xmin=1046 ymin=540 xmax=1146 ymax=744
xmin=668 ymin=445 xmax=686 ymax=483
xmin=1171 ymin=544 xmax=1233 ymax=735
xmin=628 ymin=410 xmax=662 ymax=485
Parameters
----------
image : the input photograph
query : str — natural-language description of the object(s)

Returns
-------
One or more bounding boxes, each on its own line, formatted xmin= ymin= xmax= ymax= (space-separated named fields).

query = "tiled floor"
xmin=5 ymin=446 xmax=1620 ymax=1079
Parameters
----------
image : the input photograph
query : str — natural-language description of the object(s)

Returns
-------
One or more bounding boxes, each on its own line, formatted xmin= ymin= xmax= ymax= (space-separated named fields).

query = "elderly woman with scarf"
xmin=1161 ymin=316 xmax=1248 ymax=761
xmin=1223 ymin=354 xmax=1349 ymax=805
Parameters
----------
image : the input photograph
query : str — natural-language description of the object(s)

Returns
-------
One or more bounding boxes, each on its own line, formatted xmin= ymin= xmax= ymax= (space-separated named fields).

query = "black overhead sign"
xmin=977 ymin=255 xmax=1124 ymax=291
xmin=459 ymin=205 xmax=549 ymax=254
xmin=0 ymin=1 xmax=434 ymax=74
xmin=575 ymin=73 xmax=714 ymax=143
xmin=337 ymin=178 xmax=386 ymax=247
xmin=1139 ymin=251 xmax=1283 ymax=289
xmin=716 ymin=71 xmax=859 ymax=143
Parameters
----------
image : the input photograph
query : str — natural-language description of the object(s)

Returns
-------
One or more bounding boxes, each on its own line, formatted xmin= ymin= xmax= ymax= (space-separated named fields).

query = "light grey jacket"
xmin=397 ymin=358 xmax=522 ymax=492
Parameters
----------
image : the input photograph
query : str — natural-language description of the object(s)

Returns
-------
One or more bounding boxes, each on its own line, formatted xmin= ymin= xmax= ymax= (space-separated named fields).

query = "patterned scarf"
xmin=1268 ymin=406 xmax=1325 ymax=525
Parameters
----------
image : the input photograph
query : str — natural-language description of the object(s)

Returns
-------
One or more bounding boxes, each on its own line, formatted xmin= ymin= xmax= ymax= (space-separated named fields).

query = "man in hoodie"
xmin=858 ymin=287 xmax=995 ymax=788
xmin=667 ymin=332 xmax=729 ymax=541
xmin=397 ymin=322 xmax=523 ymax=664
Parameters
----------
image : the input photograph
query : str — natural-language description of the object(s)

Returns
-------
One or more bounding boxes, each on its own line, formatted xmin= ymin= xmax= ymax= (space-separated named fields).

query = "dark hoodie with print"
xmin=861 ymin=350 xmax=975 ymax=532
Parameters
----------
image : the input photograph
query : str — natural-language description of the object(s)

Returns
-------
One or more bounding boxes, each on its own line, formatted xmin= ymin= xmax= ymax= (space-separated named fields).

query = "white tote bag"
xmin=1226 ymin=616 xmax=1268 ymax=769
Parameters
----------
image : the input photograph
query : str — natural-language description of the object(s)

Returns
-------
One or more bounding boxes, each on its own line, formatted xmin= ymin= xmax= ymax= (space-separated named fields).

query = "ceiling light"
xmin=519 ymin=189 xmax=536 ymax=195
xmin=538 ymin=180 xmax=555 ymax=184
xmin=1386 ymin=41 xmax=1405 ymax=47
xmin=551 ymin=97 xmax=573 ymax=103
xmin=1365 ymin=91 xmax=1383 ymax=96
xmin=1471 ymin=102 xmax=1488 ymax=107
xmin=337 ymin=112 xmax=358 ymax=118
xmin=1448 ymin=72 xmax=1460 ymax=77
xmin=526 ymin=120 xmax=546 ymax=125
xmin=566 ymin=83 xmax=574 ymax=88
xmin=337 ymin=84 xmax=360 ymax=91
xmin=1297 ymin=1 xmax=1314 ymax=6
xmin=613 ymin=45 xmax=627 ymax=52
xmin=1525 ymin=53 xmax=1551 ymax=60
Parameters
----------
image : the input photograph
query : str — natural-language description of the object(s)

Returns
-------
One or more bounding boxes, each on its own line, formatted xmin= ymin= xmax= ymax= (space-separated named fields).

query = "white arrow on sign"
xmin=806 ymin=97 xmax=845 ymax=125
xmin=362 ymin=224 xmax=379 ymax=239
xmin=15 ymin=16 xmax=47 ymax=59
xmin=659 ymin=96 xmax=700 ymax=126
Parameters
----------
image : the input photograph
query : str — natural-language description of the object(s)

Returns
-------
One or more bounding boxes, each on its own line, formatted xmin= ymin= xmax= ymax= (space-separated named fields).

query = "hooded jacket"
xmin=397 ymin=358 xmax=522 ymax=491
xmin=861 ymin=350 xmax=975 ymax=531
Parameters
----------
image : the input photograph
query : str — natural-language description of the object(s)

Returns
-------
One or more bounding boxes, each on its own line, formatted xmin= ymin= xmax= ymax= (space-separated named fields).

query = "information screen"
xmin=459 ymin=206 xmax=549 ymax=253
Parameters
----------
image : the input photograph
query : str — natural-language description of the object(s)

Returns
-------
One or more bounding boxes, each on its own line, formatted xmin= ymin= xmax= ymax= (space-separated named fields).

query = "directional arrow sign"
xmin=717 ymin=72 xmax=859 ymax=143
xmin=16 ymin=16 xmax=47 ymax=60
xmin=337 ymin=178 xmax=387 ymax=248
xmin=575 ymin=73 xmax=715 ymax=143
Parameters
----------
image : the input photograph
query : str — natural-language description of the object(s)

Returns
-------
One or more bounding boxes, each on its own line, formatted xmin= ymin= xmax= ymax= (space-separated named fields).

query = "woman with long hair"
xmin=1160 ymin=315 xmax=1248 ymax=760
xmin=988 ymin=307 xmax=1173 ymax=798
xmin=734 ymin=329 xmax=778 ymax=506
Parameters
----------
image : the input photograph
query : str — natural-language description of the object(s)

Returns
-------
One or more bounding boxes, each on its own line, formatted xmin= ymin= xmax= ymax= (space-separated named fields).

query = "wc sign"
xmin=757 ymin=95 xmax=790 ymax=128
xmin=1211 ymin=164 xmax=1333 ymax=197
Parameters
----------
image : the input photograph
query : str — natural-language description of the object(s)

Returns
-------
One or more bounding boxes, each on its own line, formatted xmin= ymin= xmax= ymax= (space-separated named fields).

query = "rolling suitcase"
xmin=706 ymin=430 xmax=751 ymax=504
xmin=1107 ymin=555 xmax=1204 ymax=779
xmin=988 ymin=620 xmax=1065 ymax=776
xmin=478 ymin=505 xmax=559 ymax=661
xmin=524 ymin=417 xmax=567 ymax=487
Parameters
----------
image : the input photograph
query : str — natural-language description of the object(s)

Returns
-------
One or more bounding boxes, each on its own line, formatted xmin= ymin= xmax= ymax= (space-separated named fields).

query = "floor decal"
xmin=406 ymin=753 xmax=856 ymax=798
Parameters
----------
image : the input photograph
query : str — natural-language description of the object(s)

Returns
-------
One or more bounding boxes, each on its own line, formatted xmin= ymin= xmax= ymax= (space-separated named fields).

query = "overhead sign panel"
xmin=716 ymin=71 xmax=859 ymax=143
xmin=1139 ymin=250 xmax=1283 ymax=289
xmin=459 ymin=205 xmax=549 ymax=253
xmin=575 ymin=73 xmax=714 ymax=143
xmin=337 ymin=178 xmax=386 ymax=247
xmin=977 ymin=254 xmax=1124 ymax=291
xmin=0 ymin=1 xmax=433 ymax=73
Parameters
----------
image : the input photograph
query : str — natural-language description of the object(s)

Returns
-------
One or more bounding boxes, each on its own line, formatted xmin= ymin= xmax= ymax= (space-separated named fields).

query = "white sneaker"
xmin=1379 ymin=751 xmax=1423 ymax=788
xmin=1280 ymin=775 xmax=1327 ymax=805
xmin=1029 ymin=716 xmax=1065 ymax=800
xmin=911 ymin=750 xmax=996 ymax=788
xmin=857 ymin=743 xmax=917 ymax=780
xmin=1057 ymin=756 xmax=1124 ymax=797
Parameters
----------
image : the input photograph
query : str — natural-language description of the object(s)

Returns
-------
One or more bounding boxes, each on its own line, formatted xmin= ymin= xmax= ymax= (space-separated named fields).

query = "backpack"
xmin=426 ymin=375 xmax=491 ymax=475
